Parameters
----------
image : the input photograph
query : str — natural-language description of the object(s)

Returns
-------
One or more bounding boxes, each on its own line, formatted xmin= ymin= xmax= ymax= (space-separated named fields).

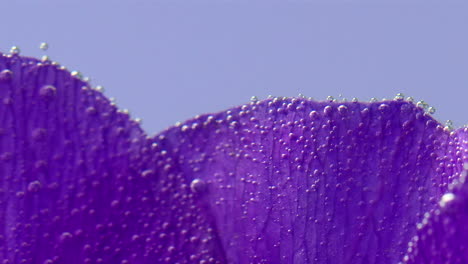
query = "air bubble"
xmin=439 ymin=193 xmax=455 ymax=207
xmin=323 ymin=105 xmax=333 ymax=115
xmin=141 ymin=169 xmax=154 ymax=178
xmin=27 ymin=181 xmax=42 ymax=192
xmin=190 ymin=178 xmax=206 ymax=193
xmin=338 ymin=105 xmax=348 ymax=114
xmin=71 ymin=71 xmax=83 ymax=80
xmin=427 ymin=106 xmax=436 ymax=114
xmin=39 ymin=85 xmax=57 ymax=99
xmin=60 ymin=232 xmax=73 ymax=242
xmin=9 ymin=46 xmax=20 ymax=55
xmin=39 ymin=42 xmax=49 ymax=51
xmin=416 ymin=100 xmax=428 ymax=110
xmin=378 ymin=103 xmax=389 ymax=112
xmin=95 ymin=85 xmax=104 ymax=92
xmin=309 ymin=110 xmax=319 ymax=120
xmin=445 ymin=120 xmax=454 ymax=130
xmin=0 ymin=69 xmax=13 ymax=82
xmin=394 ymin=93 xmax=404 ymax=101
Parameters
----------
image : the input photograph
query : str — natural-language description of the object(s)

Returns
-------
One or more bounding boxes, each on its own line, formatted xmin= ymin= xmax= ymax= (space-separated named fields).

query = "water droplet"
xmin=370 ymin=97 xmax=377 ymax=102
xmin=39 ymin=85 xmax=57 ymax=99
xmin=351 ymin=97 xmax=359 ymax=103
xmin=9 ymin=46 xmax=20 ymax=55
xmin=439 ymin=193 xmax=455 ymax=207
xmin=41 ymin=55 xmax=50 ymax=62
xmin=39 ymin=42 xmax=49 ymax=51
xmin=190 ymin=178 xmax=206 ymax=193
xmin=250 ymin=96 xmax=258 ymax=102
xmin=427 ymin=106 xmax=436 ymax=114
xmin=326 ymin=96 xmax=334 ymax=102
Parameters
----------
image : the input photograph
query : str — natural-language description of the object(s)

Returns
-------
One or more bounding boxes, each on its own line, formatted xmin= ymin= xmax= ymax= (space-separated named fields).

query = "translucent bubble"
xmin=39 ymin=85 xmax=57 ymax=99
xmin=416 ymin=100 xmax=428 ymax=110
xmin=141 ymin=169 xmax=154 ymax=178
xmin=445 ymin=120 xmax=454 ymax=130
xmin=190 ymin=178 xmax=206 ymax=193
xmin=326 ymin=96 xmax=334 ymax=102
xmin=439 ymin=193 xmax=455 ymax=207
xmin=39 ymin=42 xmax=49 ymax=51
xmin=323 ymin=105 xmax=333 ymax=115
xmin=9 ymin=46 xmax=20 ymax=55
xmin=250 ymin=96 xmax=258 ymax=102
xmin=94 ymin=85 xmax=104 ymax=92
xmin=309 ymin=110 xmax=319 ymax=120
xmin=394 ymin=93 xmax=404 ymax=101
xmin=0 ymin=69 xmax=13 ymax=82
xmin=338 ymin=105 xmax=348 ymax=114
xmin=28 ymin=180 xmax=42 ymax=192
xmin=427 ymin=106 xmax=436 ymax=114
xmin=71 ymin=71 xmax=83 ymax=80
xmin=378 ymin=103 xmax=389 ymax=112
xmin=60 ymin=232 xmax=73 ymax=242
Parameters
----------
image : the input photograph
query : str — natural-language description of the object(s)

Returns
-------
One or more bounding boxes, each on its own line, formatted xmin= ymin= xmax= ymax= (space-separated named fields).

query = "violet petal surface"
xmin=0 ymin=53 xmax=466 ymax=264
xmin=403 ymin=128 xmax=467 ymax=264
xmin=157 ymin=97 xmax=465 ymax=263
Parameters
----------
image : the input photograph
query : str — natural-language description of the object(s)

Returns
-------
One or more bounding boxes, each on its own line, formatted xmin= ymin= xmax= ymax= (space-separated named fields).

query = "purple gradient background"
xmin=1 ymin=1 xmax=467 ymax=135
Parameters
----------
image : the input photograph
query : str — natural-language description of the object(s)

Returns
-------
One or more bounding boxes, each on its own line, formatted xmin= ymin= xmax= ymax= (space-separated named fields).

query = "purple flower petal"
xmin=0 ymin=53 xmax=466 ymax=264
xmin=0 ymin=54 xmax=223 ymax=263
xmin=157 ymin=98 xmax=465 ymax=263
xmin=403 ymin=128 xmax=468 ymax=264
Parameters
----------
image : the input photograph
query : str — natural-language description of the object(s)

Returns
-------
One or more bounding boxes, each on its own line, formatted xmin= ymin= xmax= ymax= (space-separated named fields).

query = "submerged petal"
xmin=0 ymin=53 xmax=224 ymax=263
xmin=0 ymin=52 xmax=466 ymax=264
xmin=403 ymin=128 xmax=468 ymax=264
xmin=156 ymin=98 xmax=465 ymax=263
xmin=158 ymin=98 xmax=461 ymax=263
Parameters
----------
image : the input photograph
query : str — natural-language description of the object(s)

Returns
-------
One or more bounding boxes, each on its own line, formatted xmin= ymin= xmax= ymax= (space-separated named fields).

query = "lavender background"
xmin=1 ymin=1 xmax=467 ymax=135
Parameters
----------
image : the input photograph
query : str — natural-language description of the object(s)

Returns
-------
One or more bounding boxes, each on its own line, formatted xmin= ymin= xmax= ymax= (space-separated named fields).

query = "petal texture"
xmin=156 ymin=98 xmax=466 ymax=263
xmin=403 ymin=128 xmax=468 ymax=264
xmin=0 ymin=52 xmax=466 ymax=264
xmin=0 ymin=53 xmax=224 ymax=264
